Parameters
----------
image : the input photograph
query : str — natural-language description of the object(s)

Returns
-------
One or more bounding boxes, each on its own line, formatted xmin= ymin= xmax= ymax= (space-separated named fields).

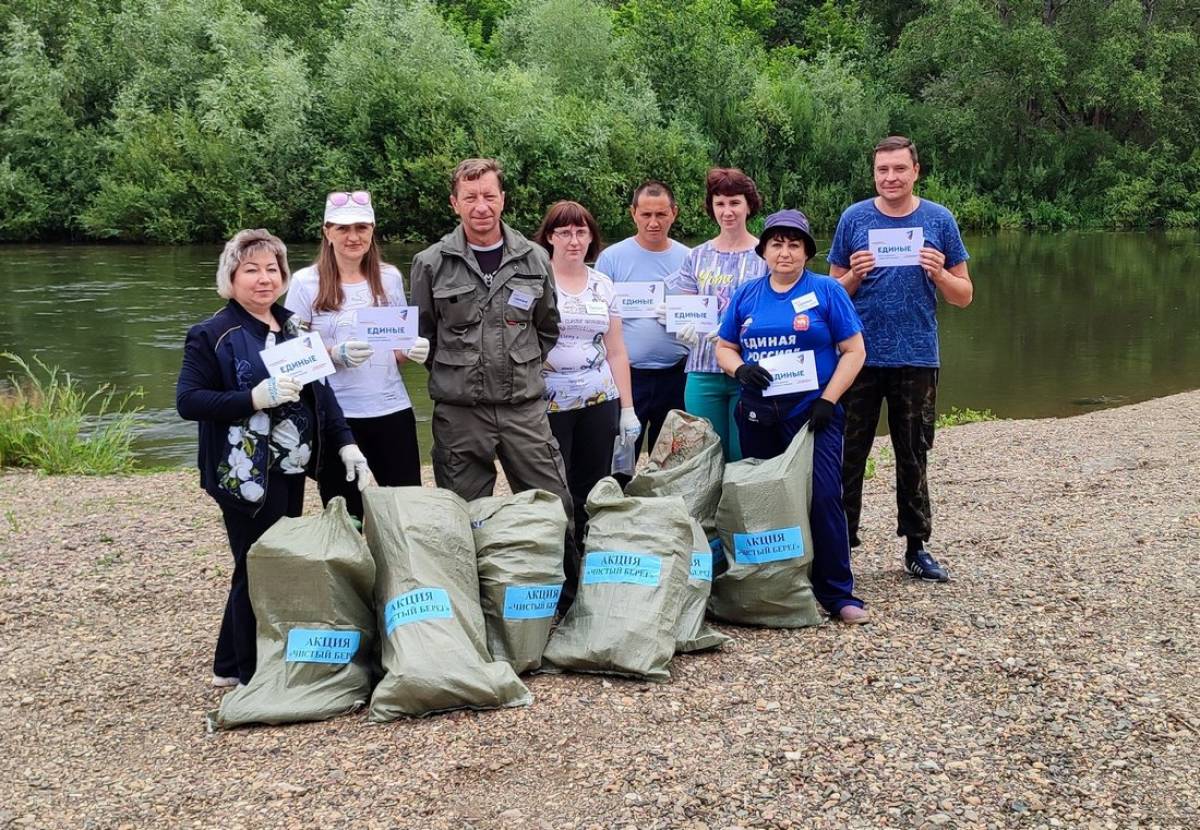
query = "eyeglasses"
xmin=551 ymin=228 xmax=591 ymax=241
xmin=326 ymin=191 xmax=371 ymax=207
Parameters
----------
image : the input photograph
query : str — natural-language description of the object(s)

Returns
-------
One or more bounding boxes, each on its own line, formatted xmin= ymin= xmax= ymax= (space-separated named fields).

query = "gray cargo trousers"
xmin=432 ymin=397 xmax=581 ymax=606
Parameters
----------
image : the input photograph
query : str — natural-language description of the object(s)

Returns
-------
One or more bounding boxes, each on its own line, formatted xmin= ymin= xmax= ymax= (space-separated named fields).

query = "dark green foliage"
xmin=1 ymin=0 xmax=1198 ymax=243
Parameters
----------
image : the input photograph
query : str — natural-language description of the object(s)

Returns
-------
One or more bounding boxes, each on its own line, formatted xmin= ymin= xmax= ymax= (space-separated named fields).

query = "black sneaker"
xmin=905 ymin=549 xmax=949 ymax=582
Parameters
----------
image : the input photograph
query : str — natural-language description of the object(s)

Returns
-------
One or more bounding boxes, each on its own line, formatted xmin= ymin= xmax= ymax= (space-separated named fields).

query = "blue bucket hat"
xmin=755 ymin=209 xmax=817 ymax=260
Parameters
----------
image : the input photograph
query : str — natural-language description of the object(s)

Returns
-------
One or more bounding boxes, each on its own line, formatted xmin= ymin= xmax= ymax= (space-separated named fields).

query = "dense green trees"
xmin=1 ymin=0 xmax=1198 ymax=242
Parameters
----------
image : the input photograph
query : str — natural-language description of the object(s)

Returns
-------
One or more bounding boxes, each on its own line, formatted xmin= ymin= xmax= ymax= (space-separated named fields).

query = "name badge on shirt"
xmin=508 ymin=289 xmax=535 ymax=311
xmin=585 ymin=300 xmax=609 ymax=316
xmin=791 ymin=292 xmax=819 ymax=313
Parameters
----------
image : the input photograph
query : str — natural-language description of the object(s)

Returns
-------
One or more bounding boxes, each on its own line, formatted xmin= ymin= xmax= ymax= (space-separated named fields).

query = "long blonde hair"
xmin=312 ymin=225 xmax=387 ymax=312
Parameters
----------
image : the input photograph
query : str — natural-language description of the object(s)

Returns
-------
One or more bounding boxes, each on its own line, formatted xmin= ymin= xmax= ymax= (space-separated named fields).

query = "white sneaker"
xmin=211 ymin=674 xmax=239 ymax=688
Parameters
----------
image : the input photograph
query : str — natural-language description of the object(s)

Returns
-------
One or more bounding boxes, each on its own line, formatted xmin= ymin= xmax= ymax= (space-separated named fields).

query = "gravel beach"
xmin=1 ymin=392 xmax=1197 ymax=829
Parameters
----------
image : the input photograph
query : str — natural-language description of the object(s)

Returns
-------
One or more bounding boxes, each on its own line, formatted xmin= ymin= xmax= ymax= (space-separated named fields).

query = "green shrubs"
xmin=0 ymin=354 xmax=142 ymax=475
xmin=935 ymin=407 xmax=998 ymax=428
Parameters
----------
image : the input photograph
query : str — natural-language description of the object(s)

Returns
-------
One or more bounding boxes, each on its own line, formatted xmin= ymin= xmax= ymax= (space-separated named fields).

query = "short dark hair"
xmin=760 ymin=226 xmax=814 ymax=259
xmin=873 ymin=136 xmax=918 ymax=166
xmin=451 ymin=158 xmax=504 ymax=195
xmin=631 ymin=180 xmax=676 ymax=209
xmin=533 ymin=200 xmax=603 ymax=261
xmin=705 ymin=167 xmax=761 ymax=220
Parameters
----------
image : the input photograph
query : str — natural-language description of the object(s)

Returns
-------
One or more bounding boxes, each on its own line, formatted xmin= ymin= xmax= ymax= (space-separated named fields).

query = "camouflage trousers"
xmin=841 ymin=366 xmax=939 ymax=546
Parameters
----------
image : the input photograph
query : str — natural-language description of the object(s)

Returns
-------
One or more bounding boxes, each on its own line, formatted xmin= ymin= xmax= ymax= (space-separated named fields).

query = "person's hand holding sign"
xmin=848 ymin=249 xmax=876 ymax=281
xmin=918 ymin=245 xmax=945 ymax=280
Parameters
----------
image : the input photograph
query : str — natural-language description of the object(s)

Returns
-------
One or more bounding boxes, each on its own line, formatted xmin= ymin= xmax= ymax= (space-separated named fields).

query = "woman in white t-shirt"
xmin=533 ymin=201 xmax=639 ymax=585
xmin=284 ymin=190 xmax=430 ymax=519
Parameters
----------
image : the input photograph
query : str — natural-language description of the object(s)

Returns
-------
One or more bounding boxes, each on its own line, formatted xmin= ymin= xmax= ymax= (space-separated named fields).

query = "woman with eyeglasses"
xmin=284 ymin=191 xmax=430 ymax=520
xmin=532 ymin=201 xmax=638 ymax=596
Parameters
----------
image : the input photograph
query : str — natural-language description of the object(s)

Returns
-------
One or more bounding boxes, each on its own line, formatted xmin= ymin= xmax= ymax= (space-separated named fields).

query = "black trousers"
xmin=629 ymin=358 xmax=687 ymax=460
xmin=841 ymin=366 xmax=939 ymax=547
xmin=318 ymin=407 xmax=422 ymax=520
xmin=549 ymin=399 xmax=620 ymax=605
xmin=214 ymin=472 xmax=305 ymax=683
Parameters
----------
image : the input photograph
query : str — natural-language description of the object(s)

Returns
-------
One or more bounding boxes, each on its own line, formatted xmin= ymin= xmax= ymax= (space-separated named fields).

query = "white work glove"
xmin=250 ymin=375 xmax=301 ymax=410
xmin=339 ymin=444 xmax=375 ymax=492
xmin=619 ymin=406 xmax=642 ymax=444
xmin=654 ymin=302 xmax=668 ymax=325
xmin=704 ymin=328 xmax=720 ymax=344
xmin=676 ymin=322 xmax=699 ymax=348
xmin=402 ymin=336 xmax=430 ymax=365
xmin=331 ymin=340 xmax=374 ymax=369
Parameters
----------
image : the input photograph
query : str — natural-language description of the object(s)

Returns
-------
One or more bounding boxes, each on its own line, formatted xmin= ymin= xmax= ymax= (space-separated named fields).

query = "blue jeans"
xmin=684 ymin=371 xmax=742 ymax=461
xmin=735 ymin=396 xmax=863 ymax=615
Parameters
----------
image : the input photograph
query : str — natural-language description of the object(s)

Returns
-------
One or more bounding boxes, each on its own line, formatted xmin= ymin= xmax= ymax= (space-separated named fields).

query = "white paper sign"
xmin=665 ymin=295 xmax=720 ymax=333
xmin=868 ymin=227 xmax=925 ymax=267
xmin=758 ymin=350 xmax=819 ymax=397
xmin=613 ymin=281 xmax=664 ymax=318
xmin=260 ymin=330 xmax=336 ymax=385
xmin=356 ymin=306 xmax=418 ymax=349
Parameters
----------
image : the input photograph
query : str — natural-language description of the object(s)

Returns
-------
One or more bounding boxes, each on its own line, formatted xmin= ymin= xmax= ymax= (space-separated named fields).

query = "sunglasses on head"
xmin=326 ymin=191 xmax=371 ymax=207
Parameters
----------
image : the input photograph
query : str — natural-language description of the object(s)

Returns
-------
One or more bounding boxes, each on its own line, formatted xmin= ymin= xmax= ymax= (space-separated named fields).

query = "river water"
xmin=0 ymin=231 xmax=1196 ymax=467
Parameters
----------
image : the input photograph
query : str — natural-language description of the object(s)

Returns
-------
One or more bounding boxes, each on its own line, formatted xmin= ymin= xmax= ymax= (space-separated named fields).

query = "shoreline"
xmin=1 ymin=391 xmax=1197 ymax=828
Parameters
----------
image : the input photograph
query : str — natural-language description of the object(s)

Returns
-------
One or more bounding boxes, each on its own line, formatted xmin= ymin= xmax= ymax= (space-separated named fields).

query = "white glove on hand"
xmin=704 ymin=328 xmax=720 ymax=344
xmin=339 ymin=444 xmax=375 ymax=492
xmin=331 ymin=340 xmax=374 ymax=369
xmin=654 ymin=302 xmax=668 ymax=325
xmin=619 ymin=406 xmax=642 ymax=444
xmin=676 ymin=322 xmax=699 ymax=348
xmin=250 ymin=375 xmax=301 ymax=410
xmin=403 ymin=336 xmax=430 ymax=365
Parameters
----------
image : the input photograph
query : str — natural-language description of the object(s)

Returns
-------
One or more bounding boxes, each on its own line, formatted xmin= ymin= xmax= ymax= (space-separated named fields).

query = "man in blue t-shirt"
xmin=828 ymin=135 xmax=974 ymax=583
xmin=595 ymin=181 xmax=691 ymax=461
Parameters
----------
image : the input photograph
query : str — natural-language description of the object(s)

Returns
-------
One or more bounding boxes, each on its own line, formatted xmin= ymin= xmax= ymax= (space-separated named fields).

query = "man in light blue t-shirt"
xmin=828 ymin=135 xmax=974 ymax=583
xmin=595 ymin=181 xmax=691 ymax=461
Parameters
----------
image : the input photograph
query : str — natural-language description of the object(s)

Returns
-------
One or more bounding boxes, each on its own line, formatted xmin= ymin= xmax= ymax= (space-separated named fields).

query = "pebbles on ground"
xmin=0 ymin=392 xmax=1197 ymax=828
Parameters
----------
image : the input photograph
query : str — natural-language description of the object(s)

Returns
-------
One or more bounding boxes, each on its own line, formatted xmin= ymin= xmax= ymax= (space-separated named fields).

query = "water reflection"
xmin=0 ymin=231 xmax=1196 ymax=467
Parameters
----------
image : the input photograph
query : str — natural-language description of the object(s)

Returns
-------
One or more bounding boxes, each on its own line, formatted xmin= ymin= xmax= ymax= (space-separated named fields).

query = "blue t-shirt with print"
xmin=595 ymin=236 xmax=691 ymax=369
xmin=719 ymin=270 xmax=862 ymax=412
xmin=827 ymin=198 xmax=969 ymax=368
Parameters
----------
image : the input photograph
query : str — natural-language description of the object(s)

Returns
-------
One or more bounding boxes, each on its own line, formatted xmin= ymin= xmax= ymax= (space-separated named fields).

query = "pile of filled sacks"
xmin=210 ymin=410 xmax=822 ymax=730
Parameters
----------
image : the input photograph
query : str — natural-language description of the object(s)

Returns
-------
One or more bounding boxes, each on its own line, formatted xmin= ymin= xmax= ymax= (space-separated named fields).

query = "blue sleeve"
xmin=824 ymin=280 xmax=863 ymax=344
xmin=939 ymin=215 xmax=970 ymax=269
xmin=175 ymin=324 xmax=256 ymax=423
xmin=595 ymin=247 xmax=616 ymax=279
xmin=718 ymin=283 xmax=747 ymax=343
xmin=827 ymin=210 xmax=854 ymax=268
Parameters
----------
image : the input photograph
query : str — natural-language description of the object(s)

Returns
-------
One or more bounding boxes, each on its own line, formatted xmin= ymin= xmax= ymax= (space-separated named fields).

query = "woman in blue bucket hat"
xmin=715 ymin=209 xmax=870 ymax=623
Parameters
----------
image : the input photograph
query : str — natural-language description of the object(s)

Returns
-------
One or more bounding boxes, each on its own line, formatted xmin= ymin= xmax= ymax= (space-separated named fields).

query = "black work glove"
xmin=734 ymin=362 xmax=773 ymax=391
xmin=808 ymin=398 xmax=835 ymax=432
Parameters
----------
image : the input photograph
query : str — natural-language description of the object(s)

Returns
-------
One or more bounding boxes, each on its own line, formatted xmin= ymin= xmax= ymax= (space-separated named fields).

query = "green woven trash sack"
xmin=469 ymin=490 xmax=567 ymax=674
xmin=625 ymin=409 xmax=725 ymax=535
xmin=676 ymin=519 xmax=733 ymax=653
xmin=364 ymin=487 xmax=531 ymax=720
xmin=211 ymin=497 xmax=376 ymax=730
xmin=541 ymin=478 xmax=692 ymax=681
xmin=709 ymin=425 xmax=823 ymax=628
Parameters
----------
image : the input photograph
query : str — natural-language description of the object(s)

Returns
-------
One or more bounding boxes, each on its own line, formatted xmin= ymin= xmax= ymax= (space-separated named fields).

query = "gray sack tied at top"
xmin=211 ymin=497 xmax=377 ymax=730
xmin=709 ymin=425 xmax=823 ymax=628
xmin=364 ymin=487 xmax=531 ymax=720
xmin=469 ymin=490 xmax=567 ymax=674
xmin=542 ymin=477 xmax=693 ymax=681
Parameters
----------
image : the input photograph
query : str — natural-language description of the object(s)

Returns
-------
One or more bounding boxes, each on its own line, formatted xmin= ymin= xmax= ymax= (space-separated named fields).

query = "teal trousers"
xmin=684 ymin=371 xmax=742 ymax=462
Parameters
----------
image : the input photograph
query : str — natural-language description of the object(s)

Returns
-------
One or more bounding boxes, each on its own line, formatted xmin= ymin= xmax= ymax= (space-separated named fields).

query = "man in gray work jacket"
xmin=410 ymin=158 xmax=578 ymax=607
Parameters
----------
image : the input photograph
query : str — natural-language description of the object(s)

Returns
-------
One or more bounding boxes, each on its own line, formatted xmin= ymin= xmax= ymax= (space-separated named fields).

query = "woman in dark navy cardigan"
xmin=177 ymin=229 xmax=374 ymax=687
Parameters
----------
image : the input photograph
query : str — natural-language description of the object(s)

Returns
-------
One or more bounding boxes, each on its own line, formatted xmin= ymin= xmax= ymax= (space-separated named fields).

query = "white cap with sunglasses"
xmin=324 ymin=190 xmax=375 ymax=225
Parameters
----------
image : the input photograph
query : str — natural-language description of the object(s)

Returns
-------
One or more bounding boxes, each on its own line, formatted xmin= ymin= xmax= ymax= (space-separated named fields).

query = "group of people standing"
xmin=177 ymin=134 xmax=972 ymax=687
